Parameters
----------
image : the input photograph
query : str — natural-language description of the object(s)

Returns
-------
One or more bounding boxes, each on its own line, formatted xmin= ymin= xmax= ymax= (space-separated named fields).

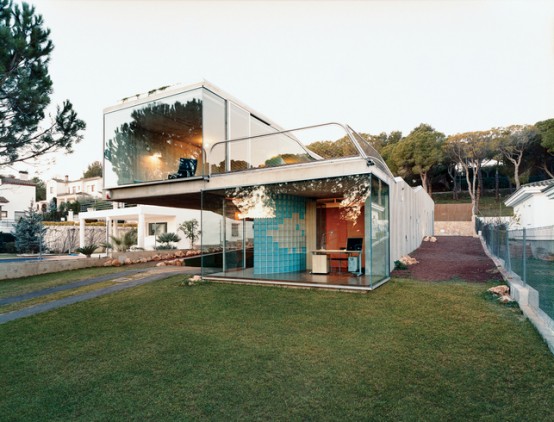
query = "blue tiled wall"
xmin=253 ymin=194 xmax=307 ymax=275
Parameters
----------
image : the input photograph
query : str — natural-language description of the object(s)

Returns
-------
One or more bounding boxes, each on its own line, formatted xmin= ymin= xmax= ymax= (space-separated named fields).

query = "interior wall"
xmin=305 ymin=200 xmax=317 ymax=270
xmin=253 ymin=194 xmax=307 ymax=274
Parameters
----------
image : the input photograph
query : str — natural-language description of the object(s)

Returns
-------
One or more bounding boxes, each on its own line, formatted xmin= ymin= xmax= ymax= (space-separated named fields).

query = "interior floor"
xmin=203 ymin=267 xmax=386 ymax=289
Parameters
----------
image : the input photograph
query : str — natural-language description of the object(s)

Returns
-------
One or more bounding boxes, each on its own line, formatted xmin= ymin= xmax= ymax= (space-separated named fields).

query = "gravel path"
xmin=391 ymin=236 xmax=503 ymax=282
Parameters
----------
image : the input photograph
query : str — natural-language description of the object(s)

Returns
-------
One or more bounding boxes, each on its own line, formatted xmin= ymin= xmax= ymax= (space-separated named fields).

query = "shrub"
xmin=75 ymin=244 xmax=98 ymax=257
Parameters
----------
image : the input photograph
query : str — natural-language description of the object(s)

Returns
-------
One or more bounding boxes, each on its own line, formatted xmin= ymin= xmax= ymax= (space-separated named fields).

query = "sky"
xmin=10 ymin=0 xmax=554 ymax=181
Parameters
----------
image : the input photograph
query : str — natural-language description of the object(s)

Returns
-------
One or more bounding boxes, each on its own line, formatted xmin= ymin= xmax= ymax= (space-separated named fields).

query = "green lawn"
xmin=0 ymin=264 xmax=153 ymax=299
xmin=1 ymin=278 xmax=553 ymax=421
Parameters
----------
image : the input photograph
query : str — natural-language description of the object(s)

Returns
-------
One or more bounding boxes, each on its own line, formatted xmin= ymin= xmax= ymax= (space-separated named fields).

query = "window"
xmin=72 ymin=187 xmax=76 ymax=193
xmin=49 ymin=187 xmax=53 ymax=193
xmin=148 ymin=222 xmax=167 ymax=236
xmin=104 ymin=88 xmax=204 ymax=187
xmin=0 ymin=210 xmax=7 ymax=219
xmin=231 ymin=223 xmax=239 ymax=237
xmin=91 ymin=185 xmax=95 ymax=192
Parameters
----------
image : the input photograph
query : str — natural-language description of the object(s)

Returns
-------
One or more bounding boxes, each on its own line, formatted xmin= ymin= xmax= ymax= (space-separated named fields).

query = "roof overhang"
xmin=106 ymin=157 xmax=392 ymax=208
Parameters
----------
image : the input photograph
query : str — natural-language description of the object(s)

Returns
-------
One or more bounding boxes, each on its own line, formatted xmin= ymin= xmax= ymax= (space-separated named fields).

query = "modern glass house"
xmin=103 ymin=81 xmax=434 ymax=290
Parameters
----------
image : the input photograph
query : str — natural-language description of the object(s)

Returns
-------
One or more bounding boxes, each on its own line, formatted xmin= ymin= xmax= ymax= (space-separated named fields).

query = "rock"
xmin=400 ymin=255 xmax=419 ymax=266
xmin=499 ymin=295 xmax=513 ymax=304
xmin=423 ymin=236 xmax=430 ymax=242
xmin=152 ymin=255 xmax=161 ymax=261
xmin=103 ymin=261 xmax=113 ymax=267
xmin=429 ymin=236 xmax=437 ymax=243
xmin=156 ymin=262 xmax=166 ymax=267
xmin=190 ymin=275 xmax=201 ymax=282
xmin=488 ymin=285 xmax=510 ymax=296
xmin=112 ymin=259 xmax=121 ymax=267
xmin=124 ymin=258 xmax=132 ymax=265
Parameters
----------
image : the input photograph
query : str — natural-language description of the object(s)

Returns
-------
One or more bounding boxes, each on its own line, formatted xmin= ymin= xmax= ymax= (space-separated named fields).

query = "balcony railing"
xmin=207 ymin=122 xmax=393 ymax=179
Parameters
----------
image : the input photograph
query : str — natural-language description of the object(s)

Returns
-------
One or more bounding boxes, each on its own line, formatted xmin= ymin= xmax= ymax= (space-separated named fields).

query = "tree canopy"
xmin=14 ymin=205 xmax=46 ymax=253
xmin=535 ymin=118 xmax=554 ymax=155
xmin=386 ymin=124 xmax=444 ymax=193
xmin=0 ymin=0 xmax=85 ymax=166
xmin=494 ymin=125 xmax=539 ymax=189
xmin=83 ymin=160 xmax=102 ymax=178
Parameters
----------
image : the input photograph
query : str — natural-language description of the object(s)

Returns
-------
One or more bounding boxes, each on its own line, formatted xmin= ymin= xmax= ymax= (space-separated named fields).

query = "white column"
xmin=79 ymin=218 xmax=86 ymax=248
xmin=112 ymin=218 xmax=119 ymax=238
xmin=106 ymin=217 xmax=111 ymax=246
xmin=137 ymin=212 xmax=145 ymax=249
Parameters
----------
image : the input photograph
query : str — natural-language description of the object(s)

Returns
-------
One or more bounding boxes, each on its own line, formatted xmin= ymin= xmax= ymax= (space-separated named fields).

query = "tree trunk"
xmin=495 ymin=165 xmax=499 ymax=201
xmin=475 ymin=163 xmax=481 ymax=216
xmin=542 ymin=162 xmax=554 ymax=179
xmin=420 ymin=172 xmax=429 ymax=194
xmin=448 ymin=164 xmax=459 ymax=200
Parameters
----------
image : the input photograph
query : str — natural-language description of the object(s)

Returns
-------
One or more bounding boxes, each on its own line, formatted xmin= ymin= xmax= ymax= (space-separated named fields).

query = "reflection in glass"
xmin=104 ymin=89 xmax=203 ymax=186
xmin=367 ymin=176 xmax=390 ymax=286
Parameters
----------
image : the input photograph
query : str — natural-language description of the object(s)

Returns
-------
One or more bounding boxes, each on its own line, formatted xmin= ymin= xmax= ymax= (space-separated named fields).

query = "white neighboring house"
xmin=0 ymin=171 xmax=36 ymax=233
xmin=504 ymin=179 xmax=554 ymax=229
xmin=79 ymin=204 xmax=253 ymax=250
xmin=39 ymin=175 xmax=103 ymax=211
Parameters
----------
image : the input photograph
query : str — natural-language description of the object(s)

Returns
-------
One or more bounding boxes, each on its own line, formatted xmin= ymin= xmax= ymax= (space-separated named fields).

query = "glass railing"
xmin=208 ymin=123 xmax=391 ymax=176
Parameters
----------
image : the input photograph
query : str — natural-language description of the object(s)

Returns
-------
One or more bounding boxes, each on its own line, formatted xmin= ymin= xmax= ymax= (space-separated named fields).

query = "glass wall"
xmin=104 ymin=88 xmax=204 ymax=187
xmin=200 ymin=174 xmax=391 ymax=288
xmin=202 ymin=90 xmax=226 ymax=176
xmin=200 ymin=191 xmax=254 ymax=276
xmin=367 ymin=176 xmax=390 ymax=286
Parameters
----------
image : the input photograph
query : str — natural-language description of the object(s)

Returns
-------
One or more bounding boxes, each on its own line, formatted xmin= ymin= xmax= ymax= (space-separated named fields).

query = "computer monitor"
xmin=346 ymin=237 xmax=363 ymax=251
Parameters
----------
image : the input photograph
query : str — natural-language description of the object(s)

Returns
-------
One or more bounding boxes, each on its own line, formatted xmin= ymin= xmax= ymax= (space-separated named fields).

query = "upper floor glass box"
xmin=103 ymin=83 xmax=283 ymax=188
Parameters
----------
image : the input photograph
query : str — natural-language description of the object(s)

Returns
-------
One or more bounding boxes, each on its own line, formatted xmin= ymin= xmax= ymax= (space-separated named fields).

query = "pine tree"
xmin=14 ymin=206 xmax=47 ymax=253
xmin=0 ymin=0 xmax=85 ymax=166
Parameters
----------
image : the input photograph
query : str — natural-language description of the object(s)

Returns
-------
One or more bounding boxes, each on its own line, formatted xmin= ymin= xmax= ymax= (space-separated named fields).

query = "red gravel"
xmin=391 ymin=236 xmax=503 ymax=282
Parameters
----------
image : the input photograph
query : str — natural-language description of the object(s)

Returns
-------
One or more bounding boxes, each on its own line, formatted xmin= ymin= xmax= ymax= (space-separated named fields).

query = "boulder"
xmin=488 ymin=285 xmax=510 ymax=296
xmin=429 ymin=236 xmax=437 ymax=243
xmin=156 ymin=262 xmax=166 ymax=267
xmin=499 ymin=295 xmax=514 ymax=304
xmin=400 ymin=255 xmax=419 ymax=266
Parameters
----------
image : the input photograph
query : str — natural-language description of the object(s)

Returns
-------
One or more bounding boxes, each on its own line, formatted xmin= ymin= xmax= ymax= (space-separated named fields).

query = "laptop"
xmin=346 ymin=237 xmax=363 ymax=251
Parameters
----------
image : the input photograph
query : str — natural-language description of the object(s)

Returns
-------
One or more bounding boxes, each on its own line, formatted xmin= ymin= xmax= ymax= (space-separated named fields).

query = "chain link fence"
xmin=476 ymin=219 xmax=554 ymax=321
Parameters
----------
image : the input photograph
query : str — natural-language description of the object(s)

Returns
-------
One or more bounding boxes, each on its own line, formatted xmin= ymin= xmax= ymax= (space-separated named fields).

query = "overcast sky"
xmin=13 ymin=0 xmax=554 ymax=180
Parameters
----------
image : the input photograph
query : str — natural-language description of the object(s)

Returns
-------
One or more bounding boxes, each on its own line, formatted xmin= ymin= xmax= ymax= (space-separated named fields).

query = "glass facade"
xmin=200 ymin=174 xmax=390 ymax=288
xmin=102 ymin=84 xmax=393 ymax=289
xmin=104 ymin=89 xmax=205 ymax=187
xmin=367 ymin=176 xmax=390 ymax=286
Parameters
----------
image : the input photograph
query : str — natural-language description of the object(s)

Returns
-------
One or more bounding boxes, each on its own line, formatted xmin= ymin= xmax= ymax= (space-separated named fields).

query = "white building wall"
xmin=513 ymin=195 xmax=554 ymax=228
xmin=389 ymin=177 xmax=434 ymax=267
xmin=0 ymin=182 xmax=36 ymax=220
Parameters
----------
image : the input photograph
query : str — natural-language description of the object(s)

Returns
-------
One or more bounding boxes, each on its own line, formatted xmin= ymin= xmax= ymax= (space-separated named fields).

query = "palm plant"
xmin=156 ymin=232 xmax=181 ymax=250
xmin=110 ymin=229 xmax=138 ymax=252
xmin=75 ymin=244 xmax=98 ymax=258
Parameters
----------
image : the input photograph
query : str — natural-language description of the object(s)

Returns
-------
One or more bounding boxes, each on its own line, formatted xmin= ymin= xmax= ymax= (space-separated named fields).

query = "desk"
xmin=311 ymin=250 xmax=363 ymax=276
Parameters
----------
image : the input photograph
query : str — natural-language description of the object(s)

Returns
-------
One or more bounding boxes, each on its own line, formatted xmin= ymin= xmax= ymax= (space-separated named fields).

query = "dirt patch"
xmin=392 ymin=236 xmax=503 ymax=283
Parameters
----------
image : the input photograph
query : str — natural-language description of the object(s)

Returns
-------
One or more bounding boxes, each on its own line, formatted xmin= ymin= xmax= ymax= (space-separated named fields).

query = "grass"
xmin=0 ymin=280 xmax=119 ymax=314
xmin=0 ymin=264 xmax=153 ymax=299
xmin=1 ymin=277 xmax=553 ymax=420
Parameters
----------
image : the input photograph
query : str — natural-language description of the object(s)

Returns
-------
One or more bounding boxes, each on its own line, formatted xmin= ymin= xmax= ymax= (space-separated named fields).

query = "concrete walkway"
xmin=0 ymin=266 xmax=200 ymax=325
